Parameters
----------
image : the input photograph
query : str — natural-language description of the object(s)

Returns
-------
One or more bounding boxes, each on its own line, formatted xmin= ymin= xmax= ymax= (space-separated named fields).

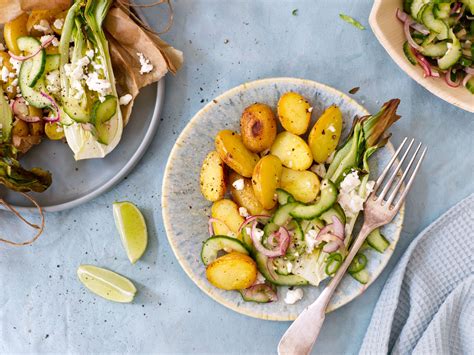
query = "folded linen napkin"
xmin=359 ymin=194 xmax=474 ymax=355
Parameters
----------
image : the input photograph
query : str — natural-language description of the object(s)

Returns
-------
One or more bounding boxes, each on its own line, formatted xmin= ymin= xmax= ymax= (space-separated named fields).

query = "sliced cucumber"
xmin=272 ymin=202 xmax=299 ymax=226
xmin=433 ymin=3 xmax=451 ymax=19
xmin=240 ymin=227 xmax=253 ymax=252
xmin=438 ymin=29 xmax=462 ymax=69
xmin=19 ymin=61 xmax=51 ymax=108
xmin=466 ymin=76 xmax=474 ymax=93
xmin=421 ymin=42 xmax=448 ymax=57
xmin=421 ymin=3 xmax=449 ymax=40
xmin=0 ymin=87 xmax=12 ymax=143
xmin=16 ymin=36 xmax=45 ymax=87
xmin=272 ymin=257 xmax=291 ymax=276
xmin=411 ymin=0 xmax=429 ymax=20
xmin=350 ymin=268 xmax=369 ymax=284
xmin=285 ymin=220 xmax=305 ymax=259
xmin=45 ymin=54 xmax=60 ymax=72
xmin=421 ymin=32 xmax=438 ymax=46
xmin=276 ymin=188 xmax=295 ymax=205
xmin=366 ymin=229 xmax=390 ymax=253
xmin=200 ymin=236 xmax=248 ymax=266
xmin=92 ymin=96 xmax=118 ymax=145
xmin=459 ymin=57 xmax=472 ymax=67
xmin=320 ymin=203 xmax=346 ymax=225
xmin=290 ymin=180 xmax=337 ymax=220
xmin=63 ymin=96 xmax=91 ymax=123
xmin=255 ymin=252 xmax=308 ymax=286
xmin=403 ymin=41 xmax=418 ymax=65
xmin=348 ymin=253 xmax=367 ymax=273
xmin=404 ymin=0 xmax=414 ymax=13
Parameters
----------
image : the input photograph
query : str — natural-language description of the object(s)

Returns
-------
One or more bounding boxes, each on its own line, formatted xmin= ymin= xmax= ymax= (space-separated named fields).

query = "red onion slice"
xmin=40 ymin=92 xmax=60 ymax=122
xmin=208 ymin=217 xmax=223 ymax=236
xmin=331 ymin=216 xmax=345 ymax=239
xmin=251 ymin=222 xmax=290 ymax=257
xmin=463 ymin=74 xmax=473 ymax=87
xmin=445 ymin=68 xmax=462 ymax=87
xmin=316 ymin=233 xmax=345 ymax=251
xmin=415 ymin=53 xmax=433 ymax=77
xmin=396 ymin=9 xmax=430 ymax=35
xmin=8 ymin=36 xmax=55 ymax=61
xmin=238 ymin=214 xmax=271 ymax=233
xmin=240 ymin=283 xmax=278 ymax=303
xmin=266 ymin=258 xmax=279 ymax=280
xmin=404 ymin=19 xmax=423 ymax=52
xmin=12 ymin=97 xmax=41 ymax=122
xmin=465 ymin=67 xmax=474 ymax=75
xmin=323 ymin=241 xmax=340 ymax=253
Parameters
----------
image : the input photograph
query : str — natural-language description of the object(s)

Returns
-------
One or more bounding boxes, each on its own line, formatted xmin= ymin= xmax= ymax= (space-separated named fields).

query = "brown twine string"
xmin=114 ymin=0 xmax=174 ymax=35
xmin=0 ymin=192 xmax=45 ymax=246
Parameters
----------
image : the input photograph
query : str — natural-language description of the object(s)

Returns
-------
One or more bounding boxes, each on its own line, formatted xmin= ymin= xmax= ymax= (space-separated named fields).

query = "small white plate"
xmin=370 ymin=0 xmax=474 ymax=113
xmin=162 ymin=77 xmax=404 ymax=321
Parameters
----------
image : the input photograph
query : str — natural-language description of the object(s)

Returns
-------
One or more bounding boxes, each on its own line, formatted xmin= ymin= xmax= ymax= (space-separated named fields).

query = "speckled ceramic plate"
xmin=162 ymin=78 xmax=404 ymax=321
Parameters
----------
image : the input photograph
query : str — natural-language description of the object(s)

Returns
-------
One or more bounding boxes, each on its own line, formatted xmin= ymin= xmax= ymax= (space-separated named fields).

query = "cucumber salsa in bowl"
xmin=398 ymin=0 xmax=474 ymax=91
xmin=198 ymin=93 xmax=401 ymax=305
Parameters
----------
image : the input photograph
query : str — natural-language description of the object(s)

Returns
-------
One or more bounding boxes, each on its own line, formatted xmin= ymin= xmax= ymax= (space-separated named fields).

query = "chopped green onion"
xmin=292 ymin=9 xmax=298 ymax=16
xmin=325 ymin=253 xmax=342 ymax=276
xmin=339 ymin=14 xmax=365 ymax=30
xmin=348 ymin=253 xmax=367 ymax=274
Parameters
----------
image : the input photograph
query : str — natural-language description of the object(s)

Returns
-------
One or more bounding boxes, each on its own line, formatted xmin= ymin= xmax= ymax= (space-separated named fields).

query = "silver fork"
xmin=278 ymin=137 xmax=427 ymax=355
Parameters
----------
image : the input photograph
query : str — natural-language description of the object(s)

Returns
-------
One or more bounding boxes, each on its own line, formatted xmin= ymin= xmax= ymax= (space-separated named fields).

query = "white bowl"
xmin=370 ymin=0 xmax=474 ymax=113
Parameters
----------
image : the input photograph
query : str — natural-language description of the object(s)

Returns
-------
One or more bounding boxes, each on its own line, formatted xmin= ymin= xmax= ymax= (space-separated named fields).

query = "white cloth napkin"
xmin=359 ymin=194 xmax=474 ymax=354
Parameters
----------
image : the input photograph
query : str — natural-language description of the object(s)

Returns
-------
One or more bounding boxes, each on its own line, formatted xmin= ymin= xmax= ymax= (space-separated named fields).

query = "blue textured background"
xmin=1 ymin=0 xmax=473 ymax=353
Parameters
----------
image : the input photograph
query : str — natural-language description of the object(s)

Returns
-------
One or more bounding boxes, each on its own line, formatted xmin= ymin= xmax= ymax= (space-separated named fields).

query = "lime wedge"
xmin=113 ymin=201 xmax=148 ymax=264
xmin=77 ymin=265 xmax=136 ymax=303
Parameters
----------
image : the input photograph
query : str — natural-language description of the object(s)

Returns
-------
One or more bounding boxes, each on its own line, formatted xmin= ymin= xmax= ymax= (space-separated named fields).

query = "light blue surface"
xmin=1 ymin=0 xmax=473 ymax=354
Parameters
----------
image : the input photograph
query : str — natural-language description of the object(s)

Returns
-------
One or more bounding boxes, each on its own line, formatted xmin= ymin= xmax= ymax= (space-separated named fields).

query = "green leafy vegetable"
xmin=339 ymin=14 xmax=366 ymax=30
xmin=292 ymin=9 xmax=298 ymax=16
xmin=0 ymin=87 xmax=12 ymax=143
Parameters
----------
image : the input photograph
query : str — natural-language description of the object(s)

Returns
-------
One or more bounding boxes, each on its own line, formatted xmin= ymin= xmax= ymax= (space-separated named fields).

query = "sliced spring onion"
xmin=348 ymin=253 xmax=367 ymax=274
xmin=325 ymin=253 xmax=342 ymax=276
xmin=339 ymin=14 xmax=365 ymax=30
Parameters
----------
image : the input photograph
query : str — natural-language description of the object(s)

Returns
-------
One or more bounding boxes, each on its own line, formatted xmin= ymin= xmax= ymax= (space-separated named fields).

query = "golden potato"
xmin=44 ymin=122 xmax=65 ymax=140
xmin=52 ymin=11 xmax=67 ymax=35
xmin=212 ymin=219 xmax=234 ymax=237
xmin=200 ymin=151 xmax=226 ymax=202
xmin=4 ymin=13 xmax=29 ymax=55
xmin=27 ymin=10 xmax=58 ymax=36
xmin=45 ymin=45 xmax=60 ymax=55
xmin=277 ymin=92 xmax=312 ymax=135
xmin=308 ymin=105 xmax=343 ymax=164
xmin=215 ymin=130 xmax=259 ymax=178
xmin=206 ymin=252 xmax=257 ymax=290
xmin=280 ymin=167 xmax=320 ymax=203
xmin=229 ymin=171 xmax=268 ymax=215
xmin=12 ymin=119 xmax=29 ymax=137
xmin=29 ymin=121 xmax=44 ymax=136
xmin=252 ymin=155 xmax=282 ymax=210
xmin=211 ymin=199 xmax=245 ymax=235
xmin=240 ymin=103 xmax=277 ymax=153
xmin=270 ymin=131 xmax=313 ymax=171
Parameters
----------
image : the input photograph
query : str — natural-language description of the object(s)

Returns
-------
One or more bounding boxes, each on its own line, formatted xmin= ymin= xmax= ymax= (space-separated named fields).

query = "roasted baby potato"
xmin=29 ymin=122 xmax=44 ymax=136
xmin=229 ymin=171 xmax=267 ymax=216
xmin=12 ymin=119 xmax=29 ymax=137
xmin=51 ymin=11 xmax=67 ymax=35
xmin=270 ymin=131 xmax=313 ymax=171
xmin=4 ymin=13 xmax=29 ymax=55
xmin=206 ymin=252 xmax=257 ymax=290
xmin=215 ymin=130 xmax=259 ymax=177
xmin=308 ymin=105 xmax=343 ymax=164
xmin=0 ymin=52 xmax=18 ymax=99
xmin=211 ymin=199 xmax=245 ymax=235
xmin=44 ymin=122 xmax=65 ymax=140
xmin=200 ymin=151 xmax=226 ymax=202
xmin=240 ymin=103 xmax=277 ymax=153
xmin=26 ymin=10 xmax=60 ymax=36
xmin=212 ymin=219 xmax=234 ymax=237
xmin=277 ymin=92 xmax=312 ymax=135
xmin=252 ymin=155 xmax=282 ymax=210
xmin=280 ymin=167 xmax=320 ymax=203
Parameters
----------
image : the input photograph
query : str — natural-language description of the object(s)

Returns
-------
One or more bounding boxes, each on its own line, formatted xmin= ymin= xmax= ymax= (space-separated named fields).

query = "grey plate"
xmin=162 ymin=77 xmax=404 ymax=321
xmin=1 ymin=80 xmax=164 ymax=212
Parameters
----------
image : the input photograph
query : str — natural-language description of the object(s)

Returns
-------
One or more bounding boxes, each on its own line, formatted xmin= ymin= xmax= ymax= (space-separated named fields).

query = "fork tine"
xmin=378 ymin=138 xmax=415 ymax=201
xmin=394 ymin=146 xmax=427 ymax=212
xmin=373 ymin=137 xmax=408 ymax=193
xmin=386 ymin=142 xmax=423 ymax=206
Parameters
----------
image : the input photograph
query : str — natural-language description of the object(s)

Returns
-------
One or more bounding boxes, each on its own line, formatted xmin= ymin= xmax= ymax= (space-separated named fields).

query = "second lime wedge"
xmin=113 ymin=201 xmax=148 ymax=264
xmin=77 ymin=265 xmax=136 ymax=303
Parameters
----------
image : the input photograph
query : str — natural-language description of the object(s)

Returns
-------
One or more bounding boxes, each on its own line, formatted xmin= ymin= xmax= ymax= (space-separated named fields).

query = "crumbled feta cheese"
xmin=11 ymin=78 xmax=18 ymax=87
xmin=284 ymin=288 xmax=304 ymax=305
xmin=53 ymin=18 xmax=64 ymax=30
xmin=119 ymin=94 xmax=133 ymax=106
xmin=137 ymin=52 xmax=153 ymax=74
xmin=0 ymin=57 xmax=3 ymax=65
xmin=326 ymin=151 xmax=335 ymax=164
xmin=86 ymin=49 xmax=95 ymax=59
xmin=286 ymin=262 xmax=293 ymax=274
xmin=245 ymin=227 xmax=251 ymax=236
xmin=328 ymin=125 xmax=336 ymax=133
xmin=365 ymin=180 xmax=375 ymax=197
xmin=1 ymin=66 xmax=10 ymax=82
xmin=255 ymin=272 xmax=266 ymax=284
xmin=33 ymin=20 xmax=51 ymax=33
xmin=6 ymin=86 xmax=13 ymax=93
xmin=307 ymin=107 xmax=313 ymax=113
xmin=232 ymin=178 xmax=245 ymax=191
xmin=56 ymin=125 xmax=64 ymax=133
xmin=340 ymin=170 xmax=361 ymax=193
xmin=0 ymin=43 xmax=4 ymax=51
xmin=305 ymin=229 xmax=319 ymax=253
xmin=238 ymin=207 xmax=249 ymax=218
xmin=46 ymin=70 xmax=61 ymax=94
xmin=310 ymin=163 xmax=326 ymax=178
xmin=85 ymin=72 xmax=111 ymax=97
xmin=254 ymin=228 xmax=264 ymax=241
xmin=52 ymin=37 xmax=60 ymax=47
xmin=8 ymin=71 xmax=15 ymax=78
